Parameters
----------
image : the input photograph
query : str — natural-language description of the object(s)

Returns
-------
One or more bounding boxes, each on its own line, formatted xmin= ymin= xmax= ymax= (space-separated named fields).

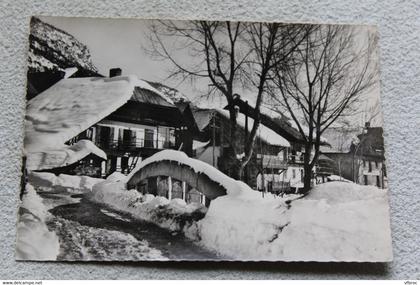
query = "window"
xmin=144 ymin=129 xmax=154 ymax=148
xmin=364 ymin=175 xmax=368 ymax=185
xmin=369 ymin=161 xmax=372 ymax=172
xmin=376 ymin=176 xmax=381 ymax=187
xmin=375 ymin=161 xmax=379 ymax=168
xmin=99 ymin=126 xmax=111 ymax=147
xmin=292 ymin=169 xmax=296 ymax=179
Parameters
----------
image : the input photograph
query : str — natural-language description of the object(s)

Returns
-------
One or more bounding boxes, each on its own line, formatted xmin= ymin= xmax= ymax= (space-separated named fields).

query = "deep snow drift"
xmin=197 ymin=181 xmax=392 ymax=261
xmin=15 ymin=184 xmax=60 ymax=260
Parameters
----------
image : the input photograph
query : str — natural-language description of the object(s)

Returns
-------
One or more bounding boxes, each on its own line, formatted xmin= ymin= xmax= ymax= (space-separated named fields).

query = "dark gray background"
xmin=0 ymin=0 xmax=419 ymax=279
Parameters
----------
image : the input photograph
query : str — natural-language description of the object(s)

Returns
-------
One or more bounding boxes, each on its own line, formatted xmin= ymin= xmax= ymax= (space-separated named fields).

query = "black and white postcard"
xmin=16 ymin=16 xmax=392 ymax=262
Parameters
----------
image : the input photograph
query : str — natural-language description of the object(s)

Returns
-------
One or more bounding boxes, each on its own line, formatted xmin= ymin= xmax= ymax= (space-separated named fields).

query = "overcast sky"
xmin=40 ymin=16 xmax=382 ymax=128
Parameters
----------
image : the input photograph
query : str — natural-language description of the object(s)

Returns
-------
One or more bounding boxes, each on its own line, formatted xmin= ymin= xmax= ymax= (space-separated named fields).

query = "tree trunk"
xmin=229 ymin=159 xmax=243 ymax=180
xmin=303 ymin=142 xmax=313 ymax=193
xmin=303 ymin=162 xmax=312 ymax=193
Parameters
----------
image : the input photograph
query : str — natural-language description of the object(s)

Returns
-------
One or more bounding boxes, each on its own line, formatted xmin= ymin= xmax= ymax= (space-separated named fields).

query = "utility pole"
xmin=244 ymin=100 xmax=249 ymax=184
xmin=212 ymin=112 xmax=216 ymax=167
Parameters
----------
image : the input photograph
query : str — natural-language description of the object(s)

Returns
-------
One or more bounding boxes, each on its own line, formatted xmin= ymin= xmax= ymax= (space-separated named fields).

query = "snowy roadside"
xmin=47 ymin=216 xmax=167 ymax=261
xmin=24 ymin=158 xmax=392 ymax=262
xmin=15 ymin=184 xmax=60 ymax=260
xmin=20 ymin=171 xmax=169 ymax=261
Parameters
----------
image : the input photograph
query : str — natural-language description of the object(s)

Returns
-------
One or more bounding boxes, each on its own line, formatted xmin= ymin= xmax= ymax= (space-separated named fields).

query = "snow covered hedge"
xmin=16 ymin=184 xmax=60 ymax=260
xmin=89 ymin=179 xmax=207 ymax=233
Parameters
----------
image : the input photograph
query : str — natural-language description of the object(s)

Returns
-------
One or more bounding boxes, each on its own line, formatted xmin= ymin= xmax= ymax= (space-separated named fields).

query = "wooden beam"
xmin=167 ymin=176 xmax=172 ymax=200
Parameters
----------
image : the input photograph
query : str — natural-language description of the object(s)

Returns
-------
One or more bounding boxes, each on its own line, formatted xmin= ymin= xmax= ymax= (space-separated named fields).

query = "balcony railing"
xmin=96 ymin=138 xmax=176 ymax=151
xmin=257 ymin=155 xmax=288 ymax=170
xmin=271 ymin=181 xmax=291 ymax=191
xmin=288 ymin=154 xmax=305 ymax=164
xmin=316 ymin=165 xmax=334 ymax=175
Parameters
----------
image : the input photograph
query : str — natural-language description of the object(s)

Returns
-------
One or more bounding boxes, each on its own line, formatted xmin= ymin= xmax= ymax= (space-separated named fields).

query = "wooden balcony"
xmin=257 ymin=155 xmax=288 ymax=170
xmin=96 ymin=138 xmax=177 ymax=152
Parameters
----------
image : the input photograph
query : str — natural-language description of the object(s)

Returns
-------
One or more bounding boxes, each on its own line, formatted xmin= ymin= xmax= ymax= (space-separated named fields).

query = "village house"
xmin=26 ymin=66 xmax=211 ymax=204
xmin=323 ymin=122 xmax=387 ymax=188
xmin=190 ymin=95 xmax=332 ymax=194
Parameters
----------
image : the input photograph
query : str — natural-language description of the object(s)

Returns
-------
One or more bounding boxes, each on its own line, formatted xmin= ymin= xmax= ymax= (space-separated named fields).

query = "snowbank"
xmin=26 ymin=139 xmax=106 ymax=171
xmin=28 ymin=171 xmax=104 ymax=193
xmin=270 ymin=182 xmax=392 ymax=261
xmin=196 ymin=181 xmax=392 ymax=261
xmin=327 ymin=174 xmax=352 ymax=183
xmin=15 ymin=184 xmax=60 ymax=260
xmin=307 ymin=181 xmax=384 ymax=203
xmin=89 ymin=179 xmax=206 ymax=232
xmin=196 ymin=189 xmax=296 ymax=260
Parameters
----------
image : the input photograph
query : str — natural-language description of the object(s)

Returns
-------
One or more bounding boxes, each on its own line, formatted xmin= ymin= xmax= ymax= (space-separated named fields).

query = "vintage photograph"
xmin=16 ymin=16 xmax=392 ymax=262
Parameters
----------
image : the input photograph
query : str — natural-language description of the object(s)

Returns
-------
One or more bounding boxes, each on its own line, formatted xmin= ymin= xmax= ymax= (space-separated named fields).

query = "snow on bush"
xmin=89 ymin=179 xmax=206 ymax=233
xmin=106 ymin=171 xmax=127 ymax=182
xmin=196 ymin=181 xmax=392 ymax=261
xmin=16 ymin=184 xmax=60 ymax=260
xmin=28 ymin=171 xmax=104 ymax=193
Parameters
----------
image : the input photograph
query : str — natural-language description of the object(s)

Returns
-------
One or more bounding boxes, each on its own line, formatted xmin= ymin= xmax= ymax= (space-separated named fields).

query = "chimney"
xmin=109 ymin=68 xmax=122 ymax=78
xmin=365 ymin=121 xmax=371 ymax=129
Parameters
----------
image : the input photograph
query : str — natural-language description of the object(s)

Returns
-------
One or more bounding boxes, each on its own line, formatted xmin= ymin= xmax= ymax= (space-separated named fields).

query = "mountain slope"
xmin=28 ymin=17 xmax=98 ymax=75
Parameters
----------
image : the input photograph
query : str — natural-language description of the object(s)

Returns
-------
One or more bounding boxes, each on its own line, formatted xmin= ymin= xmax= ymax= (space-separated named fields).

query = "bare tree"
xmin=146 ymin=20 xmax=310 ymax=179
xmin=269 ymin=25 xmax=378 ymax=191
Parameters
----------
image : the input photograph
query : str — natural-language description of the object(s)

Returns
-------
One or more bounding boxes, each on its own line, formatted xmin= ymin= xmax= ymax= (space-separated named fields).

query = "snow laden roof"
xmin=192 ymin=108 xmax=214 ymax=131
xmin=25 ymin=75 xmax=138 ymax=152
xmin=25 ymin=75 xmax=175 ymax=152
xmin=289 ymin=120 xmax=329 ymax=145
xmin=192 ymin=108 xmax=290 ymax=147
xmin=126 ymin=149 xmax=260 ymax=197
xmin=215 ymin=109 xmax=290 ymax=148
xmin=130 ymin=79 xmax=175 ymax=107
xmin=26 ymin=140 xmax=106 ymax=171
xmin=24 ymin=74 xmax=178 ymax=170
xmin=193 ymin=140 xmax=210 ymax=150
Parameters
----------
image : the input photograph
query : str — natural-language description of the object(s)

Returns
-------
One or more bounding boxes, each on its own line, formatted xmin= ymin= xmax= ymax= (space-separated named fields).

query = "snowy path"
xmin=39 ymin=191 xmax=221 ymax=261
